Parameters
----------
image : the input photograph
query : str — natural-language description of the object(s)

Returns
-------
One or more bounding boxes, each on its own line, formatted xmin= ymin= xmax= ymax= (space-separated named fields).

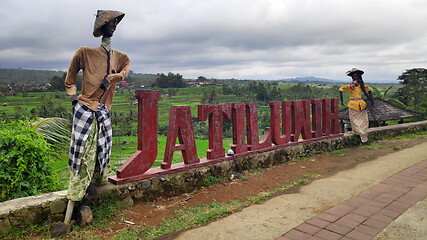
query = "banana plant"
xmin=371 ymin=85 xmax=393 ymax=99
xmin=371 ymin=85 xmax=407 ymax=108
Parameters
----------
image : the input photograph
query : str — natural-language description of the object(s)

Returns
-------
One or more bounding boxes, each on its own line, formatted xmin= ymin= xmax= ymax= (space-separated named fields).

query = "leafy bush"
xmin=0 ymin=120 xmax=60 ymax=202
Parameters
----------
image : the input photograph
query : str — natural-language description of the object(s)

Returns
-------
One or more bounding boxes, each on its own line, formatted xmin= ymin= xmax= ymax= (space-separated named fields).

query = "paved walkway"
xmin=277 ymin=160 xmax=427 ymax=240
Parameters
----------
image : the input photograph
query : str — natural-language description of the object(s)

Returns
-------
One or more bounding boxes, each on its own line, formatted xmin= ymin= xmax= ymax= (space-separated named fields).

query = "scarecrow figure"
xmin=53 ymin=10 xmax=130 ymax=235
xmin=339 ymin=68 xmax=374 ymax=143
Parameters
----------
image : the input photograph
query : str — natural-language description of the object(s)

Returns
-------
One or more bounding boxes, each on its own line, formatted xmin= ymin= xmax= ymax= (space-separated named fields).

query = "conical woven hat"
xmin=93 ymin=10 xmax=125 ymax=37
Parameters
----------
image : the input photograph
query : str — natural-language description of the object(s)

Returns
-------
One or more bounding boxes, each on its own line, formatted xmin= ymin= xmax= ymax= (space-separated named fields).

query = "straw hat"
xmin=346 ymin=68 xmax=364 ymax=76
xmin=93 ymin=10 xmax=125 ymax=37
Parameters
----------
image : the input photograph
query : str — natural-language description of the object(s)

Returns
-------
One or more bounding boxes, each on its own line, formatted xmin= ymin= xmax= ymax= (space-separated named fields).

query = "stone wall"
xmin=1 ymin=120 xmax=426 ymax=233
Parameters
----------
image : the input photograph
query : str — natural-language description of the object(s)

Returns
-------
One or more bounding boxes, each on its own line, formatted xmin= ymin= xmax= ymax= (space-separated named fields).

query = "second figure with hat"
xmin=339 ymin=68 xmax=374 ymax=143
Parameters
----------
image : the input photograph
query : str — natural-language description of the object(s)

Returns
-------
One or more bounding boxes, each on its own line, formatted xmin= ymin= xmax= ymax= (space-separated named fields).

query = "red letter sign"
xmin=311 ymin=99 xmax=322 ymax=138
xmin=198 ymin=104 xmax=231 ymax=159
xmin=291 ymin=100 xmax=312 ymax=142
xmin=246 ymin=103 xmax=271 ymax=151
xmin=231 ymin=103 xmax=248 ymax=154
xmin=115 ymin=90 xmax=160 ymax=178
xmin=162 ymin=106 xmax=199 ymax=169
xmin=269 ymin=101 xmax=291 ymax=145
xmin=322 ymin=98 xmax=340 ymax=135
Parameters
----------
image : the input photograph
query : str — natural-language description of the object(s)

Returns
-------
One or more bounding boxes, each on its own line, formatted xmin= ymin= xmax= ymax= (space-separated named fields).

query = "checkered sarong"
xmin=69 ymin=101 xmax=112 ymax=174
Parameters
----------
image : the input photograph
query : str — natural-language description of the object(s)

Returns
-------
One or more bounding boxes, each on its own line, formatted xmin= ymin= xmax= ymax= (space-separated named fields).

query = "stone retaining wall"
xmin=1 ymin=120 xmax=426 ymax=233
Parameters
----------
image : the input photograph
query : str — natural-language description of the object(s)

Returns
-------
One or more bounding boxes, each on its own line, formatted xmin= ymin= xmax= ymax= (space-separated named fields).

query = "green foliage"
xmin=385 ymin=130 xmax=427 ymax=141
xmin=203 ymin=175 xmax=228 ymax=186
xmin=90 ymin=194 xmax=127 ymax=228
xmin=388 ymin=98 xmax=407 ymax=108
xmin=304 ymin=173 xmax=320 ymax=178
xmin=131 ymin=201 xmax=246 ymax=240
xmin=154 ymin=72 xmax=186 ymax=88
xmin=247 ymin=183 xmax=293 ymax=203
xmin=0 ymin=120 xmax=59 ymax=202
xmin=328 ymin=149 xmax=348 ymax=157
xmin=49 ymin=75 xmax=65 ymax=91
xmin=193 ymin=121 xmax=209 ymax=140
xmin=201 ymin=87 xmax=218 ymax=104
xmin=294 ymin=178 xmax=308 ymax=184
xmin=0 ymin=68 xmax=63 ymax=85
xmin=111 ymin=109 xmax=138 ymax=136
xmin=31 ymin=95 xmax=70 ymax=119
xmin=394 ymin=68 xmax=427 ymax=110
xmin=33 ymin=117 xmax=71 ymax=149
xmin=360 ymin=143 xmax=384 ymax=150
xmin=371 ymin=85 xmax=393 ymax=99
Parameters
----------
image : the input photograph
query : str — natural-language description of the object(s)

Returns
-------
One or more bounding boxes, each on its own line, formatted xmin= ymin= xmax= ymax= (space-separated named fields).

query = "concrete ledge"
xmin=1 ymin=120 xmax=426 ymax=233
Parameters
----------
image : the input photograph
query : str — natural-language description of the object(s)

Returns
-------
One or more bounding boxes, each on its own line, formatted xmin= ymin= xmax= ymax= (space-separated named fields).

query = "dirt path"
xmin=63 ymin=134 xmax=427 ymax=239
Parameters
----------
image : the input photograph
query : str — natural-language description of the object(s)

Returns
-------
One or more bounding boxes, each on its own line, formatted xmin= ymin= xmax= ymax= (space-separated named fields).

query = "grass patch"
xmin=90 ymin=194 xmax=128 ymax=228
xmin=293 ymin=178 xmax=308 ymax=184
xmin=328 ymin=149 xmax=348 ymax=157
xmin=250 ymin=168 xmax=265 ymax=177
xmin=360 ymin=143 xmax=384 ymax=150
xmin=247 ymin=183 xmax=293 ymax=204
xmin=391 ymin=145 xmax=401 ymax=150
xmin=387 ymin=130 xmax=427 ymax=140
xmin=274 ymin=184 xmax=293 ymax=192
xmin=123 ymin=200 xmax=247 ymax=240
xmin=247 ymin=191 xmax=273 ymax=203
xmin=304 ymin=173 xmax=320 ymax=178
xmin=0 ymin=222 xmax=54 ymax=240
xmin=203 ymin=175 xmax=228 ymax=186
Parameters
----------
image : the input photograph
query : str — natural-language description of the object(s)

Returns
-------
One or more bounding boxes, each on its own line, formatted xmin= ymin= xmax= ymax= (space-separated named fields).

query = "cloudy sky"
xmin=1 ymin=0 xmax=426 ymax=82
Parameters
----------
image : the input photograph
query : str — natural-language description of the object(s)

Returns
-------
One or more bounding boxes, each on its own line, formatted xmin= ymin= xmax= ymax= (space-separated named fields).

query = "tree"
xmin=31 ymin=95 xmax=70 ymax=119
xmin=394 ymin=68 xmax=427 ymax=109
xmin=201 ymin=88 xmax=217 ymax=104
xmin=49 ymin=73 xmax=82 ymax=91
xmin=283 ymin=83 xmax=313 ymax=100
xmin=154 ymin=72 xmax=186 ymax=88
xmin=49 ymin=76 xmax=65 ymax=91
xmin=197 ymin=76 xmax=207 ymax=82
xmin=222 ymin=85 xmax=233 ymax=95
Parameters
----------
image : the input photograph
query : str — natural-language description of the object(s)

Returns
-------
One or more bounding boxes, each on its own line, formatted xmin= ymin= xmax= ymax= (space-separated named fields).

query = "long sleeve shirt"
xmin=339 ymin=84 xmax=371 ymax=111
xmin=65 ymin=46 xmax=130 ymax=111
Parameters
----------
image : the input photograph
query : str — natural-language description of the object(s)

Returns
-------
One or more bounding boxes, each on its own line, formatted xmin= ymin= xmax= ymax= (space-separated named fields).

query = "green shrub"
xmin=0 ymin=120 xmax=59 ymax=202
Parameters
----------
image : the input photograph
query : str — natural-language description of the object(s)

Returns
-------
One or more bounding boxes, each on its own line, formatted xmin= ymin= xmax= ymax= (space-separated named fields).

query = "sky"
xmin=1 ymin=0 xmax=426 ymax=83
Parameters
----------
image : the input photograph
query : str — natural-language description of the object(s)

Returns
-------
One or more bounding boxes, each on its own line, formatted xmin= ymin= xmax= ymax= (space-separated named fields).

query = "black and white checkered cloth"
xmin=68 ymin=101 xmax=112 ymax=174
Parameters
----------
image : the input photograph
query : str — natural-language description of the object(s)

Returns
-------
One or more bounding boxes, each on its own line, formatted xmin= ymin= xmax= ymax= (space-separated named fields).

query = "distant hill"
xmin=127 ymin=71 xmax=157 ymax=84
xmin=0 ymin=68 xmax=396 ymax=86
xmin=279 ymin=76 xmax=343 ymax=83
xmin=0 ymin=68 xmax=157 ymax=85
xmin=0 ymin=68 xmax=64 ymax=85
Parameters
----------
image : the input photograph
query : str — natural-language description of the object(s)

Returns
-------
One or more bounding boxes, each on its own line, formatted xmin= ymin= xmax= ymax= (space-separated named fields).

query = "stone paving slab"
xmin=277 ymin=160 xmax=427 ymax=240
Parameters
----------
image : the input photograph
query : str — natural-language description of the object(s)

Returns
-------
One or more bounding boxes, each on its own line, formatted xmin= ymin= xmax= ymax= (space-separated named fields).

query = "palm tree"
xmin=33 ymin=117 xmax=71 ymax=151
xmin=32 ymin=117 xmax=72 ymax=184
